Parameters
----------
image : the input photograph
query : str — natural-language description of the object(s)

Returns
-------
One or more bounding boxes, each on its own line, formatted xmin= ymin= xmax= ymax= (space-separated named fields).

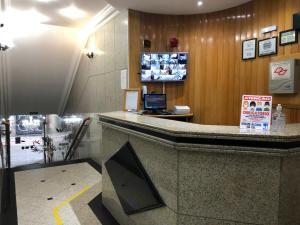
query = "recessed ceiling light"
xmin=59 ymin=5 xmax=86 ymax=19
xmin=197 ymin=1 xmax=203 ymax=6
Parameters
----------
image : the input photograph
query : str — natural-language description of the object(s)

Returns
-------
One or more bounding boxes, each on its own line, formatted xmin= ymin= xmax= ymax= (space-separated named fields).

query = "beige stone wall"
xmin=64 ymin=10 xmax=129 ymax=164
xmin=65 ymin=10 xmax=128 ymax=114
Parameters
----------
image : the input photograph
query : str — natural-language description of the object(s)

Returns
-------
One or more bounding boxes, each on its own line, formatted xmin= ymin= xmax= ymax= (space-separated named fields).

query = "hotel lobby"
xmin=1 ymin=0 xmax=300 ymax=225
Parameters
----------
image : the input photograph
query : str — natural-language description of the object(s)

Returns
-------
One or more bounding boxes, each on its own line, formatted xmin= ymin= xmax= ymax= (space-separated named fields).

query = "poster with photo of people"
xmin=141 ymin=52 xmax=188 ymax=82
xmin=240 ymin=95 xmax=272 ymax=131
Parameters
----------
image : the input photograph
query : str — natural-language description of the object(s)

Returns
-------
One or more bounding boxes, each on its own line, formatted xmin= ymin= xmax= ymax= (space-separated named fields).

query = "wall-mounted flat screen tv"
xmin=141 ymin=52 xmax=188 ymax=82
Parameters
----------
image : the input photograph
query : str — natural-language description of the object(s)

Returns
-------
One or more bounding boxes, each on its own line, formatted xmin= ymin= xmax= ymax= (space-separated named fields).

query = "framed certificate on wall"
xmin=279 ymin=29 xmax=298 ymax=46
xmin=258 ymin=37 xmax=278 ymax=57
xmin=242 ymin=38 xmax=257 ymax=60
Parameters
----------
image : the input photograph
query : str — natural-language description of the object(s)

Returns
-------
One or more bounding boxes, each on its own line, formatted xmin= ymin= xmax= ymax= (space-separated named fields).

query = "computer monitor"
xmin=144 ymin=94 xmax=167 ymax=110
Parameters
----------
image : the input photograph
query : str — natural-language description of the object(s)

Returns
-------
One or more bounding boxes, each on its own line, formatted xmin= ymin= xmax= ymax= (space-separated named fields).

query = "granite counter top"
xmin=98 ymin=111 xmax=300 ymax=143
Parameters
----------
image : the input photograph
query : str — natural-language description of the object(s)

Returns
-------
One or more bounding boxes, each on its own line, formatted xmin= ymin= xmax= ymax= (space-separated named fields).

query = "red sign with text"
xmin=240 ymin=95 xmax=272 ymax=130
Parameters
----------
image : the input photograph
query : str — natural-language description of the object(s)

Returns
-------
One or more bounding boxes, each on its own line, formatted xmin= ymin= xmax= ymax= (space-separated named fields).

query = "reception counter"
xmin=99 ymin=111 xmax=300 ymax=225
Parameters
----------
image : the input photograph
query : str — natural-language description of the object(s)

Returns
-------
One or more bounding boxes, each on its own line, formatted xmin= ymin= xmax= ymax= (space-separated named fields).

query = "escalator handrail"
xmin=64 ymin=117 xmax=92 ymax=161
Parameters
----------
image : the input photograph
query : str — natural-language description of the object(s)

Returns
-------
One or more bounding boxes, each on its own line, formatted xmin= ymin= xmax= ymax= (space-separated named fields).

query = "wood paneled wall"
xmin=128 ymin=0 xmax=300 ymax=125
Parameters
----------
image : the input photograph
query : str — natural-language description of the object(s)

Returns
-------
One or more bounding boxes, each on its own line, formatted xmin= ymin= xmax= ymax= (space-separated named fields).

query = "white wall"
xmin=6 ymin=24 xmax=83 ymax=115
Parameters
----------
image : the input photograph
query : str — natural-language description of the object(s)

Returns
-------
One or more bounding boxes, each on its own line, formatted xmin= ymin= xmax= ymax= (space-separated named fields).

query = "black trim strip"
xmin=99 ymin=117 xmax=300 ymax=150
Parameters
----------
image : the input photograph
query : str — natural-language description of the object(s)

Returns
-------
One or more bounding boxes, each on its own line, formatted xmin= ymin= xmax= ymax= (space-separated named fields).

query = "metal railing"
xmin=0 ymin=120 xmax=11 ymax=215
xmin=64 ymin=117 xmax=92 ymax=161
xmin=0 ymin=120 xmax=10 ymax=169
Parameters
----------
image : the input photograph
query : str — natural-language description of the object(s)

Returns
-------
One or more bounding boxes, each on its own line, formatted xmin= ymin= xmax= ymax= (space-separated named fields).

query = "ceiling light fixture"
xmin=5 ymin=7 xmax=50 ymax=24
xmin=197 ymin=1 xmax=203 ymax=6
xmin=0 ymin=7 xmax=50 ymax=44
xmin=59 ymin=5 xmax=86 ymax=20
xmin=27 ymin=8 xmax=50 ymax=23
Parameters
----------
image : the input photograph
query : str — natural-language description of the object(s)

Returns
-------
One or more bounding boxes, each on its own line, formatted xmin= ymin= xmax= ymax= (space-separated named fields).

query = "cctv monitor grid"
xmin=141 ymin=53 xmax=188 ymax=82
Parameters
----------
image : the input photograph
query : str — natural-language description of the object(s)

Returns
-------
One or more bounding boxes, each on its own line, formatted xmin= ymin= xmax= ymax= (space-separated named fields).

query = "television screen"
xmin=141 ymin=52 xmax=188 ymax=82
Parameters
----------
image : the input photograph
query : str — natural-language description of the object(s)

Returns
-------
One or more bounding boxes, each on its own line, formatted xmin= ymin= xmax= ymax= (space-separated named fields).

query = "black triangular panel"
xmin=105 ymin=142 xmax=165 ymax=215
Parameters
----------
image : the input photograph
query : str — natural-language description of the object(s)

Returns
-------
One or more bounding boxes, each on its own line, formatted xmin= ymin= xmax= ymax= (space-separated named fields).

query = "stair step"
xmin=89 ymin=193 xmax=120 ymax=225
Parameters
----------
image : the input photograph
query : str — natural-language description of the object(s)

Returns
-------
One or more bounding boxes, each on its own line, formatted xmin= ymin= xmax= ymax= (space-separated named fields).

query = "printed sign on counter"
xmin=240 ymin=95 xmax=272 ymax=131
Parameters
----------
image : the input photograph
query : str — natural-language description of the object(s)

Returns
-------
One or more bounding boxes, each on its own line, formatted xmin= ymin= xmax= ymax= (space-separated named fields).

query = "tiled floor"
xmin=14 ymin=162 xmax=102 ymax=225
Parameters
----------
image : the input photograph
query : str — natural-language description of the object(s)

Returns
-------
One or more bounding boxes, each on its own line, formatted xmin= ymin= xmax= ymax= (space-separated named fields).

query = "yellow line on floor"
xmin=52 ymin=186 xmax=91 ymax=225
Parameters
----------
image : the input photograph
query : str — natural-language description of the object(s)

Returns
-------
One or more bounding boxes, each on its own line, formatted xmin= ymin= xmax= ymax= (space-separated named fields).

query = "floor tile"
xmin=15 ymin=162 xmax=102 ymax=225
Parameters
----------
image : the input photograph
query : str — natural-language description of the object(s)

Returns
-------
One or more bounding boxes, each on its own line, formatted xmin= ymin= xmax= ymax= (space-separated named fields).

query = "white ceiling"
xmin=105 ymin=0 xmax=251 ymax=15
xmin=11 ymin=0 xmax=108 ymax=27
xmin=0 ymin=0 xmax=114 ymax=116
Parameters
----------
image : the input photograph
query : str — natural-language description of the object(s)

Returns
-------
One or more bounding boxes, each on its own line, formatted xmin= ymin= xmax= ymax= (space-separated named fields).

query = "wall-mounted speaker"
xmin=143 ymin=39 xmax=151 ymax=48
xmin=293 ymin=13 xmax=300 ymax=31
